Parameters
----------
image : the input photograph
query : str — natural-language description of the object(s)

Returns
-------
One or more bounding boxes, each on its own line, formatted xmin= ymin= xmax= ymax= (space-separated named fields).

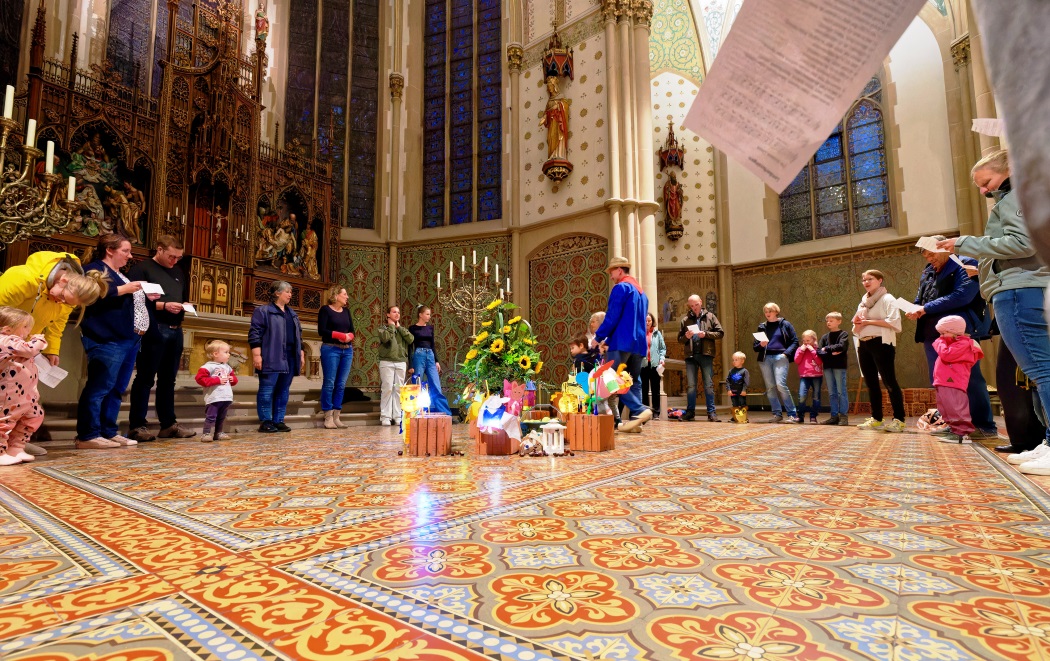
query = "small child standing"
xmin=932 ymin=315 xmax=983 ymax=443
xmin=195 ymin=340 xmax=238 ymax=443
xmin=794 ymin=330 xmax=824 ymax=423
xmin=726 ymin=351 xmax=751 ymax=422
xmin=0 ymin=307 xmax=48 ymax=466
xmin=818 ymin=312 xmax=850 ymax=425
xmin=570 ymin=337 xmax=596 ymax=373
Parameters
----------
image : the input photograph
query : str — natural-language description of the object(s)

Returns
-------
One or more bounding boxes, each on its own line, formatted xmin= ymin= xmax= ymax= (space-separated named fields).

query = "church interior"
xmin=2 ymin=0 xmax=1050 ymax=659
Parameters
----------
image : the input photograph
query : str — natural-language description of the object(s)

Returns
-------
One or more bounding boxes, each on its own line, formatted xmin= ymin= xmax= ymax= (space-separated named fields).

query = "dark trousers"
xmin=731 ymin=394 xmax=747 ymax=407
xmin=129 ymin=325 xmax=184 ymax=429
xmin=640 ymin=365 xmax=661 ymax=415
xmin=203 ymin=401 xmax=232 ymax=435
xmin=996 ymin=340 xmax=1047 ymax=451
xmin=857 ymin=338 xmax=905 ymax=422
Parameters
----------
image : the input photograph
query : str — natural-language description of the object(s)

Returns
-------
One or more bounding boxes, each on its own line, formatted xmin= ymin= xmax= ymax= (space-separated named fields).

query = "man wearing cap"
xmin=906 ymin=236 xmax=996 ymax=439
xmin=594 ymin=256 xmax=652 ymax=432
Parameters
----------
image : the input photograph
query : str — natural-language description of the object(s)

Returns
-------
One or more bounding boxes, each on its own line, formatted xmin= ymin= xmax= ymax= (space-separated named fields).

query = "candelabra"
xmin=436 ymin=252 xmax=512 ymax=338
xmin=0 ymin=115 xmax=81 ymax=250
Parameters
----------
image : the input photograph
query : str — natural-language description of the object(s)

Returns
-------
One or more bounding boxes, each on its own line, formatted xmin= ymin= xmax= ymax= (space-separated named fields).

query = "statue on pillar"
xmin=662 ymin=172 xmax=684 ymax=241
xmin=255 ymin=2 xmax=270 ymax=43
xmin=540 ymin=76 xmax=573 ymax=182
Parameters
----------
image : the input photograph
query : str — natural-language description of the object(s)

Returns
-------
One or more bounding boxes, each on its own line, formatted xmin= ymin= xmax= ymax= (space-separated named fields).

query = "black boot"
xmin=820 ymin=416 xmax=840 ymax=425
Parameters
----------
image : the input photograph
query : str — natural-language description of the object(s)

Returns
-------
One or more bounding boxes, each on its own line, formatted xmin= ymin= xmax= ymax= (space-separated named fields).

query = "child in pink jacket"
xmin=933 ymin=315 xmax=984 ymax=443
xmin=0 ymin=307 xmax=48 ymax=465
xmin=795 ymin=330 xmax=824 ymax=423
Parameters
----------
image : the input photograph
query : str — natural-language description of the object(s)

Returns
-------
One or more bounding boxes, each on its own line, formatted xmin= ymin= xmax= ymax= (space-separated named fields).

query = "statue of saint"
xmin=663 ymin=172 xmax=683 ymax=223
xmin=103 ymin=185 xmax=142 ymax=244
xmin=298 ymin=226 xmax=320 ymax=280
xmin=255 ymin=4 xmax=270 ymax=43
xmin=211 ymin=207 xmax=227 ymax=260
xmin=540 ymin=76 xmax=570 ymax=161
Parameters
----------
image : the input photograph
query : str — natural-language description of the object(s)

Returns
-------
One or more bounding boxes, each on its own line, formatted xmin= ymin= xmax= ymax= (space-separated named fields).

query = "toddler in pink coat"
xmin=933 ymin=315 xmax=984 ymax=443
xmin=794 ymin=330 xmax=824 ymax=423
xmin=0 ymin=307 xmax=48 ymax=465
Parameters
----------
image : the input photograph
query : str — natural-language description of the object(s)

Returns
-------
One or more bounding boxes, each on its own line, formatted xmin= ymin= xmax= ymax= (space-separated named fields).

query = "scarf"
xmin=619 ymin=275 xmax=643 ymax=294
xmin=646 ymin=326 xmax=654 ymax=361
xmin=861 ymin=286 xmax=888 ymax=309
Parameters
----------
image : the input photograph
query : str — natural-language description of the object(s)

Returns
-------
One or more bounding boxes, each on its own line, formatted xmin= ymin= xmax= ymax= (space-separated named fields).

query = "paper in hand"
xmin=687 ymin=324 xmax=701 ymax=334
xmin=949 ymin=254 xmax=968 ymax=268
xmin=753 ymin=332 xmax=770 ymax=343
xmin=141 ymin=282 xmax=165 ymax=295
xmin=914 ymin=236 xmax=948 ymax=253
xmin=182 ymin=303 xmax=198 ymax=316
xmin=894 ymin=297 xmax=924 ymax=315
xmin=34 ymin=354 xmax=68 ymax=388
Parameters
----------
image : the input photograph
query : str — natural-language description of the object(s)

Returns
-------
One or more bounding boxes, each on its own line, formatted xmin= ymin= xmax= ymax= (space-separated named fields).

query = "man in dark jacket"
xmin=907 ymin=240 xmax=996 ymax=438
xmin=677 ymin=294 xmax=725 ymax=421
xmin=594 ymin=256 xmax=652 ymax=432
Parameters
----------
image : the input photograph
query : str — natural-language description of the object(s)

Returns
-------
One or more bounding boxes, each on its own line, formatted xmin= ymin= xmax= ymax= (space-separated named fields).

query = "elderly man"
xmin=677 ymin=294 xmax=725 ymax=421
xmin=594 ymin=256 xmax=652 ymax=432
xmin=906 ymin=238 xmax=996 ymax=438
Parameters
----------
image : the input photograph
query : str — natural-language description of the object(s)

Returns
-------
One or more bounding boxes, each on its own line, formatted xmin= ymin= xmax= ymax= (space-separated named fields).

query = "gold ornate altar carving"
xmin=2 ymin=0 xmax=336 ymax=321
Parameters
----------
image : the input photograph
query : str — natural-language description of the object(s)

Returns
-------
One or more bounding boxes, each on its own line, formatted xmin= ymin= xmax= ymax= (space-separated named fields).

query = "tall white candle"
xmin=483 ymin=256 xmax=488 ymax=273
xmin=506 ymin=277 xmax=511 ymax=292
xmin=472 ymin=250 xmax=477 ymax=264
xmin=175 ymin=206 xmax=179 ymax=217
xmin=500 ymin=288 xmax=505 ymax=299
xmin=495 ymin=264 xmax=499 ymax=281
xmin=45 ymin=141 xmax=54 ymax=173
xmin=25 ymin=119 xmax=36 ymax=147
xmin=2 ymin=85 xmax=13 ymax=119
xmin=437 ymin=272 xmax=441 ymax=288
xmin=67 ymin=176 xmax=75 ymax=201
xmin=461 ymin=255 xmax=465 ymax=271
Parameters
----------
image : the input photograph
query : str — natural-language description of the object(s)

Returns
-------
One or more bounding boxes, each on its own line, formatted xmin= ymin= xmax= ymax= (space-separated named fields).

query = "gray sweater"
xmin=955 ymin=190 xmax=1050 ymax=301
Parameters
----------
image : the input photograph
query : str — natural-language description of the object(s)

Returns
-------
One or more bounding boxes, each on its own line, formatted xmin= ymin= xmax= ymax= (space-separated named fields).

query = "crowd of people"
xmin=0 ymin=151 xmax=1046 ymax=475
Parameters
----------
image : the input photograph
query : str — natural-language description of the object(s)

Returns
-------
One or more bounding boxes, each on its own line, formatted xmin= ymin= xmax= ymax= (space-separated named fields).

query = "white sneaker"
xmin=200 ymin=433 xmax=214 ymax=443
xmin=1007 ymin=443 xmax=1050 ymax=466
xmin=380 ymin=419 xmax=393 ymax=426
xmin=1019 ymin=451 xmax=1050 ymax=476
xmin=881 ymin=419 xmax=907 ymax=433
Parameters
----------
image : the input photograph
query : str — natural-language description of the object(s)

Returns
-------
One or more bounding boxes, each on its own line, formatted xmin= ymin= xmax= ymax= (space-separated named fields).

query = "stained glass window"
xmin=284 ymin=0 xmax=319 ymax=154
xmin=423 ymin=0 xmax=503 ymax=228
xmin=780 ymin=76 xmax=891 ymax=245
xmin=107 ymin=0 xmax=153 ymax=88
xmin=346 ymin=0 xmax=379 ymax=229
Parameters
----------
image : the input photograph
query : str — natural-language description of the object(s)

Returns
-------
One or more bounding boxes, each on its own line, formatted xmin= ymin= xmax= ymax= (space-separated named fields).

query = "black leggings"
xmin=640 ymin=365 xmax=661 ymax=413
xmin=996 ymin=340 xmax=1047 ymax=451
xmin=857 ymin=339 xmax=905 ymax=422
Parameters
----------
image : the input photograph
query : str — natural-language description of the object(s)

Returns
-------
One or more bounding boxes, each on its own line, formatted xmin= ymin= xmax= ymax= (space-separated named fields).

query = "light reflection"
xmin=412 ymin=490 xmax=433 ymax=528
xmin=489 ymin=473 xmax=503 ymax=507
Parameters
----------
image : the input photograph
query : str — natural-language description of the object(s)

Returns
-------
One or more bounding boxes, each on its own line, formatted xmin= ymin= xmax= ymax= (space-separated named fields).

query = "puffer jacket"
xmin=0 ymin=251 xmax=82 ymax=356
xmin=933 ymin=334 xmax=984 ymax=391
xmin=678 ymin=309 xmax=724 ymax=359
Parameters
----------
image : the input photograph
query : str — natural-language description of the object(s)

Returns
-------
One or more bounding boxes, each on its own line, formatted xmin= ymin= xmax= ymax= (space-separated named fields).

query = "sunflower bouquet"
xmin=457 ymin=299 xmax=545 ymax=398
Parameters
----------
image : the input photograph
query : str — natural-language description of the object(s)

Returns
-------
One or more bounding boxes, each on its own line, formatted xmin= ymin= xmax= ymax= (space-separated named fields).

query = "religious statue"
xmin=121 ymin=181 xmax=146 ymax=244
xmin=298 ymin=225 xmax=320 ymax=280
xmin=255 ymin=4 xmax=270 ymax=43
xmin=210 ymin=206 xmax=227 ymax=260
xmin=103 ymin=184 xmax=142 ymax=244
xmin=255 ymin=206 xmax=278 ymax=262
xmin=662 ymin=172 xmax=685 ymax=241
xmin=540 ymin=76 xmax=573 ymax=181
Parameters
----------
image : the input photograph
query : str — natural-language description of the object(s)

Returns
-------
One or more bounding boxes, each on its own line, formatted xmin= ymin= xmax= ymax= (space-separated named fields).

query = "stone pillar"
xmin=388 ymin=244 xmax=398 ymax=306
xmin=607 ymin=200 xmax=624 ymax=256
xmin=617 ymin=4 xmax=636 ymax=205
xmin=601 ymin=2 xmax=623 ymax=256
xmin=967 ymin=5 xmax=1000 ymax=158
xmin=950 ymin=35 xmax=983 ymax=236
xmin=632 ymin=0 xmax=657 ymax=314
xmin=507 ymin=44 xmax=523 ymax=226
xmin=388 ymin=72 xmax=405 ymax=242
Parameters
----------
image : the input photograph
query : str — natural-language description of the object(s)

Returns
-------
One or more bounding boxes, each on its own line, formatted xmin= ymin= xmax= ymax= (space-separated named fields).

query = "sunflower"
xmin=474 ymin=331 xmax=489 ymax=344
xmin=481 ymin=321 xmax=493 ymax=327
xmin=501 ymin=325 xmax=511 ymax=334
xmin=522 ymin=338 xmax=535 ymax=345
xmin=465 ymin=349 xmax=478 ymax=360
xmin=508 ymin=316 xmax=522 ymax=325
xmin=518 ymin=355 xmax=532 ymax=370
xmin=490 ymin=339 xmax=505 ymax=353
xmin=534 ymin=361 xmax=543 ymax=373
xmin=486 ymin=299 xmax=503 ymax=310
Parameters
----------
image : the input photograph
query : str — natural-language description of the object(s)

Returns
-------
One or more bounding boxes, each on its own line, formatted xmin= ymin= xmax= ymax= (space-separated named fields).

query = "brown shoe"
xmin=159 ymin=424 xmax=197 ymax=439
xmin=128 ymin=426 xmax=157 ymax=442
xmin=708 ymin=414 xmax=721 ymax=422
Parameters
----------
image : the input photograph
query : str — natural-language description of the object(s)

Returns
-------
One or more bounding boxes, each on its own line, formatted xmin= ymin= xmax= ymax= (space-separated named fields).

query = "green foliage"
xmin=456 ymin=299 xmax=545 ymax=395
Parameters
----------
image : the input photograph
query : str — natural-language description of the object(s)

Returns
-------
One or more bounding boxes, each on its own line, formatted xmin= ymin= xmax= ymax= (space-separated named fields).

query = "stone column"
xmin=507 ymin=44 xmax=523 ymax=226
xmin=388 ymin=72 xmax=405 ymax=242
xmin=632 ymin=0 xmax=658 ymax=314
xmin=967 ymin=6 xmax=999 ymax=158
xmin=601 ymin=2 xmax=624 ymax=255
xmin=950 ymin=35 xmax=983 ymax=236
xmin=617 ymin=3 xmax=636 ymax=205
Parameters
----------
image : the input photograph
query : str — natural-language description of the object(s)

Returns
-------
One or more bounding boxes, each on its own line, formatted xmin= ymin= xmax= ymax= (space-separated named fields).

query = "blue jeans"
xmin=993 ymin=288 xmax=1050 ymax=443
xmin=798 ymin=376 xmax=823 ymax=420
xmin=685 ymin=355 xmax=716 ymax=415
xmin=319 ymin=344 xmax=353 ymax=411
xmin=923 ymin=340 xmax=995 ymax=432
xmin=824 ymin=368 xmax=849 ymax=417
xmin=410 ymin=348 xmax=451 ymax=415
xmin=257 ymin=346 xmax=296 ymax=423
xmin=758 ymin=353 xmax=797 ymax=417
xmin=607 ymin=350 xmax=647 ymax=418
xmin=77 ymin=336 xmax=140 ymax=440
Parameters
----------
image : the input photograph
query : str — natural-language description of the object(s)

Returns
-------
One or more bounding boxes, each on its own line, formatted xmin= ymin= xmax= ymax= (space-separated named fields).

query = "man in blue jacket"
xmin=594 ymin=256 xmax=652 ymax=432
xmin=907 ymin=240 xmax=996 ymax=438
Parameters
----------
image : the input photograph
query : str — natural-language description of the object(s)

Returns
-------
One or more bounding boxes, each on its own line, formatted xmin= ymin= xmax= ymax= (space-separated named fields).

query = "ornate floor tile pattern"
xmin=0 ymin=421 xmax=1049 ymax=659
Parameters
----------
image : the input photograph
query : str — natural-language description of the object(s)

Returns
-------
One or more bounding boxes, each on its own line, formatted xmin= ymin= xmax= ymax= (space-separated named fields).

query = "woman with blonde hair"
xmin=317 ymin=283 xmax=355 ymax=429
xmin=852 ymin=270 xmax=906 ymax=432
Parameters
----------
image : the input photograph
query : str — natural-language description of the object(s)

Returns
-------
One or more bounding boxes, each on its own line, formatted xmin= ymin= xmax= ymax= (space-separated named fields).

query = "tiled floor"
xmin=1 ymin=420 xmax=1049 ymax=660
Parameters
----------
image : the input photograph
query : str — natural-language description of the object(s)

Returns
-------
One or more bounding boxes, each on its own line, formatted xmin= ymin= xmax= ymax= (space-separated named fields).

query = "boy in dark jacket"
xmin=726 ymin=352 xmax=751 ymax=423
xmin=818 ymin=312 xmax=850 ymax=425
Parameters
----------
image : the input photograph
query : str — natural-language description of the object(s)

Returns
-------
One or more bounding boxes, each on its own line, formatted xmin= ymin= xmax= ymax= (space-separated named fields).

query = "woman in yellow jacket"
xmin=0 ymin=251 xmax=108 ymax=454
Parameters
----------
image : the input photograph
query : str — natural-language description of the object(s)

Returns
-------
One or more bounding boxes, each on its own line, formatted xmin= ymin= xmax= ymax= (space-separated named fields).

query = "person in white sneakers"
xmin=377 ymin=306 xmax=413 ymax=426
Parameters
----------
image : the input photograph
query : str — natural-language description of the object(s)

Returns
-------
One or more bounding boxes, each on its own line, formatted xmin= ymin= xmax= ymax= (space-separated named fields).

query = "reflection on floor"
xmin=1 ymin=420 xmax=1049 ymax=660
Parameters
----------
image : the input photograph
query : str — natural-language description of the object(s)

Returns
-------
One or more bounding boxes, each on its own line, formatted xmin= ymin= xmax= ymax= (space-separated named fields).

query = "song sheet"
xmin=684 ymin=0 xmax=926 ymax=192
xmin=34 ymin=355 xmax=69 ymax=388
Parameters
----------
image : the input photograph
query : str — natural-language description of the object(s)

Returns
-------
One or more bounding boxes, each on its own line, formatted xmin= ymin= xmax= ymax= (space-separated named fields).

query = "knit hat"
xmin=935 ymin=315 xmax=966 ymax=336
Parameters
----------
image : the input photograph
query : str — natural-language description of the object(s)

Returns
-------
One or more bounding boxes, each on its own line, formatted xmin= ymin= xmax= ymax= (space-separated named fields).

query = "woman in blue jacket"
xmin=249 ymin=281 xmax=304 ymax=433
xmin=753 ymin=302 xmax=800 ymax=424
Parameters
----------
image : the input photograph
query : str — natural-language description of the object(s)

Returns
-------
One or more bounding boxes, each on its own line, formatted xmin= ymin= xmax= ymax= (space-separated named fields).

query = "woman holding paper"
xmin=851 ymin=269 xmax=906 ymax=433
xmin=76 ymin=234 xmax=158 ymax=449
xmin=752 ymin=302 xmax=799 ymax=423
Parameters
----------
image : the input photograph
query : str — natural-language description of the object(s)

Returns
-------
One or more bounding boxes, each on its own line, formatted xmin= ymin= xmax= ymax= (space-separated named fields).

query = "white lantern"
xmin=540 ymin=421 xmax=566 ymax=455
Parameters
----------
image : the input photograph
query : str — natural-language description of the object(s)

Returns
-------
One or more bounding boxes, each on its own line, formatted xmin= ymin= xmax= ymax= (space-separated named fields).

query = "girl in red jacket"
xmin=932 ymin=315 xmax=984 ymax=443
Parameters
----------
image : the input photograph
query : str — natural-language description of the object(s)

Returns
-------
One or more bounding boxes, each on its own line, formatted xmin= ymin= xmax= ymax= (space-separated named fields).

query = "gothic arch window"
xmin=423 ymin=0 xmax=503 ymax=228
xmin=779 ymin=76 xmax=891 ymax=245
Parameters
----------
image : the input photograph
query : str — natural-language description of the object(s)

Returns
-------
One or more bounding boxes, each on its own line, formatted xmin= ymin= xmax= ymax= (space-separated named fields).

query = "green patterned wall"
xmin=650 ymin=0 xmax=705 ymax=82
xmin=337 ymin=245 xmax=389 ymax=393
xmin=732 ymin=245 xmax=932 ymax=399
xmin=397 ymin=237 xmax=512 ymax=380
